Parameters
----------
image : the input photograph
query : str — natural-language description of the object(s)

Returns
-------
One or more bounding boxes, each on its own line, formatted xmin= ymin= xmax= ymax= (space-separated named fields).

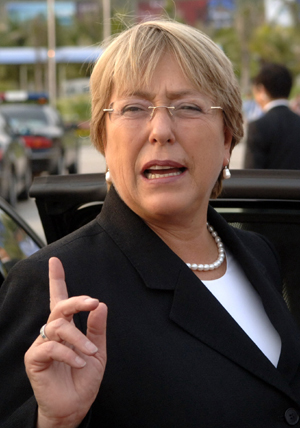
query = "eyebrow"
xmin=119 ymin=89 xmax=203 ymax=101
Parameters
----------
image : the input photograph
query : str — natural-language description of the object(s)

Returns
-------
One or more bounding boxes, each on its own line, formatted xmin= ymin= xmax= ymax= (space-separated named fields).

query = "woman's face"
xmin=104 ymin=54 xmax=232 ymax=226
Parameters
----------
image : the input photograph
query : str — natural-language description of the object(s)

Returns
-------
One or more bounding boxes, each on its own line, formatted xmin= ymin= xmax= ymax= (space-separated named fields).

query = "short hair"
xmin=253 ymin=63 xmax=293 ymax=99
xmin=90 ymin=19 xmax=244 ymax=198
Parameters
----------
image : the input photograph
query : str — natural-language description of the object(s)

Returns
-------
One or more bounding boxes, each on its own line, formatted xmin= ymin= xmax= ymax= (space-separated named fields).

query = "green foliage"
xmin=213 ymin=28 xmax=241 ymax=74
xmin=250 ymin=24 xmax=295 ymax=69
xmin=56 ymin=94 xmax=91 ymax=123
xmin=2 ymin=3 xmax=300 ymax=96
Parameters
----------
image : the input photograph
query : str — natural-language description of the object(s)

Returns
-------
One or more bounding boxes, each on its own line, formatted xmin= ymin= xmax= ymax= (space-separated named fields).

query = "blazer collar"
xmin=99 ymin=186 xmax=183 ymax=291
xmin=98 ymin=187 xmax=300 ymax=398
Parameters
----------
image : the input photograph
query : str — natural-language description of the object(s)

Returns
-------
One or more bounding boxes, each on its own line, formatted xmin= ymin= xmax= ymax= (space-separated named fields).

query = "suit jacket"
xmin=244 ymin=105 xmax=300 ymax=169
xmin=1 ymin=186 xmax=300 ymax=428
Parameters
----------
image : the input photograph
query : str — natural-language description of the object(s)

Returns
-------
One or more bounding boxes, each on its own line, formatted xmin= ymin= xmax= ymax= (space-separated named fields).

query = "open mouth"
xmin=144 ymin=165 xmax=186 ymax=179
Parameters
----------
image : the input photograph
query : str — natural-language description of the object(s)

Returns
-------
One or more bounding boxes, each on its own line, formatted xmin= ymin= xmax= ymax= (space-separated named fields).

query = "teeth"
xmin=150 ymin=165 xmax=173 ymax=170
xmin=146 ymin=171 xmax=182 ymax=179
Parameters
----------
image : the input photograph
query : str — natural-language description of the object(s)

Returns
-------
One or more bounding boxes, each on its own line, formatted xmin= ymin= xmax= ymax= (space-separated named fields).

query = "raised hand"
xmin=25 ymin=257 xmax=107 ymax=428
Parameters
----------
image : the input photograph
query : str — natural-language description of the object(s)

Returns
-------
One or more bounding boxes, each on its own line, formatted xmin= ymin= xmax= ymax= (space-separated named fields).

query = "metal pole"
xmin=47 ymin=0 xmax=56 ymax=105
xmin=102 ymin=0 xmax=111 ymax=40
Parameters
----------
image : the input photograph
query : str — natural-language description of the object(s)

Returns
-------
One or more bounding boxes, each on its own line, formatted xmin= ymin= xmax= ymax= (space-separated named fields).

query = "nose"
xmin=148 ymin=107 xmax=176 ymax=146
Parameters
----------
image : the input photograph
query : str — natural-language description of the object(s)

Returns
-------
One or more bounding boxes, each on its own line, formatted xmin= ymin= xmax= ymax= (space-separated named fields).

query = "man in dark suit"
xmin=244 ymin=63 xmax=300 ymax=169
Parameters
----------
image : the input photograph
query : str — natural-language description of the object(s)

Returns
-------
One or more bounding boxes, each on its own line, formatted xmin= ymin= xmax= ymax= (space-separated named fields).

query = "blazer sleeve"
xmin=0 ymin=257 xmax=50 ymax=427
xmin=0 ymin=260 xmax=49 ymax=428
xmin=0 ymin=253 xmax=94 ymax=428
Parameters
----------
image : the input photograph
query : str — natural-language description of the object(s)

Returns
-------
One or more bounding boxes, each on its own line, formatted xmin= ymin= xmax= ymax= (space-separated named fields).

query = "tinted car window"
xmin=0 ymin=208 xmax=40 ymax=278
xmin=0 ymin=114 xmax=6 ymax=131
xmin=44 ymin=106 xmax=64 ymax=127
xmin=0 ymin=106 xmax=48 ymax=130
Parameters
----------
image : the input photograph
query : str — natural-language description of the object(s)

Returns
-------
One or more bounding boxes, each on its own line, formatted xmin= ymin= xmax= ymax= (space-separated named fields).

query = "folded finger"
xmin=25 ymin=341 xmax=87 ymax=371
xmin=48 ymin=295 xmax=100 ymax=322
xmin=38 ymin=318 xmax=99 ymax=356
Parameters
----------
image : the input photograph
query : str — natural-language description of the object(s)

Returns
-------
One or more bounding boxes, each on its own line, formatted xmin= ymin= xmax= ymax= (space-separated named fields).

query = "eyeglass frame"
xmin=103 ymin=104 xmax=223 ymax=121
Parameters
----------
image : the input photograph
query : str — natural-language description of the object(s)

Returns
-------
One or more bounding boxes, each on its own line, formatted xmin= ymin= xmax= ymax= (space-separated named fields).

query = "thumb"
xmin=87 ymin=303 xmax=107 ymax=367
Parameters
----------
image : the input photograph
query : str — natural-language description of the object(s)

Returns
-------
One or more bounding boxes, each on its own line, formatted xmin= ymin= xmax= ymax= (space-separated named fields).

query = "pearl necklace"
xmin=186 ymin=223 xmax=225 ymax=271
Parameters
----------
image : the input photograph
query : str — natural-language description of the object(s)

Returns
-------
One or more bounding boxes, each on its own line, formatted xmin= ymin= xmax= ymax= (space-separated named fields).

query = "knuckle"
xmin=54 ymin=299 xmax=68 ymax=312
xmin=52 ymin=317 xmax=66 ymax=328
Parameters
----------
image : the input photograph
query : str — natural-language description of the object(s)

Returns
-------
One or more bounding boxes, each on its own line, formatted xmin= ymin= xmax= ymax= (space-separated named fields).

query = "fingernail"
xmin=84 ymin=298 xmax=99 ymax=304
xmin=75 ymin=356 xmax=86 ymax=367
xmin=85 ymin=341 xmax=98 ymax=353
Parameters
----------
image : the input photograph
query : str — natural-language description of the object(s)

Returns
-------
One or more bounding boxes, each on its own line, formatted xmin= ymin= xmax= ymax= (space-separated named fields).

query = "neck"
xmin=146 ymin=217 xmax=226 ymax=280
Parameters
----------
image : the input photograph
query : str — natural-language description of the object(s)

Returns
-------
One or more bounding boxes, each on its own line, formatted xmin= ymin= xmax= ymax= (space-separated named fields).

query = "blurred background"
xmin=1 ymin=0 xmax=300 ymax=237
xmin=1 ymin=0 xmax=300 ymax=120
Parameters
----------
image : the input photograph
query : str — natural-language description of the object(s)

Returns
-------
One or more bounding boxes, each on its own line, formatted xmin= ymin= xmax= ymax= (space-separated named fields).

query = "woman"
xmin=1 ymin=20 xmax=300 ymax=428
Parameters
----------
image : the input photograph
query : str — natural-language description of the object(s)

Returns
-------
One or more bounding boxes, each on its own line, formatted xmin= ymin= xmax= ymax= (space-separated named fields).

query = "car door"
xmin=0 ymin=197 xmax=44 ymax=286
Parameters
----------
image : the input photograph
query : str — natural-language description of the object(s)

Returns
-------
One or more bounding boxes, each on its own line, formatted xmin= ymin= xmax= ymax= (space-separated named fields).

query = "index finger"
xmin=49 ymin=257 xmax=68 ymax=311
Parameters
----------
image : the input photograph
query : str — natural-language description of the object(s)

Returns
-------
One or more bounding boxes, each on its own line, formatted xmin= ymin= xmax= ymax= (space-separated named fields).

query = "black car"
xmin=0 ymin=103 xmax=80 ymax=175
xmin=0 ymin=112 xmax=32 ymax=207
xmin=0 ymin=170 xmax=299 ymax=329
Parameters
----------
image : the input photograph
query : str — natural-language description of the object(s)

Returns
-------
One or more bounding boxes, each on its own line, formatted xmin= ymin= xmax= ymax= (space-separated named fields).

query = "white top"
xmin=202 ymin=249 xmax=282 ymax=367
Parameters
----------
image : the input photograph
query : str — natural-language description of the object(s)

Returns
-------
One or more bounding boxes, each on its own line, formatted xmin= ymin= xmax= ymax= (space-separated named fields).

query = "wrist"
xmin=37 ymin=410 xmax=83 ymax=428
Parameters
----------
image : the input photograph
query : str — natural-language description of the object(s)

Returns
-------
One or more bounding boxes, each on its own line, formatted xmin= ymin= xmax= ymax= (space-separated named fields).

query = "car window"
xmin=0 ymin=208 xmax=40 ymax=278
xmin=0 ymin=114 xmax=13 ymax=135
xmin=45 ymin=107 xmax=63 ymax=127
xmin=0 ymin=115 xmax=6 ymax=132
xmin=0 ymin=106 xmax=48 ymax=132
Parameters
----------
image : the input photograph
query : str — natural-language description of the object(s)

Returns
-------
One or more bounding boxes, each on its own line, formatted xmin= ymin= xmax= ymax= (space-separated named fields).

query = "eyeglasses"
xmin=103 ymin=99 xmax=223 ymax=126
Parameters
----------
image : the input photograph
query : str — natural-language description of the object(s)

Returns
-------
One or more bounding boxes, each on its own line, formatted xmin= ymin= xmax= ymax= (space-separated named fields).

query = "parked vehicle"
xmin=0 ymin=112 xmax=32 ymax=207
xmin=0 ymin=196 xmax=43 ymax=280
xmin=0 ymin=103 xmax=80 ymax=175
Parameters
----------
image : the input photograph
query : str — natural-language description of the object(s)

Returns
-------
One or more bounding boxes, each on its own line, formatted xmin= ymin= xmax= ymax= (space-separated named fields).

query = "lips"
xmin=142 ymin=161 xmax=186 ymax=180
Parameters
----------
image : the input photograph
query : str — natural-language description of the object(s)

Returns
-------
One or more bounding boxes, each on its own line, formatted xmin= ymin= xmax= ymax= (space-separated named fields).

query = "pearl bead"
xmin=186 ymin=222 xmax=225 ymax=272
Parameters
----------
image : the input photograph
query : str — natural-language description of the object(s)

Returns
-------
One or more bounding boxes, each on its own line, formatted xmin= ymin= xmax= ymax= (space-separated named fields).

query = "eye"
xmin=119 ymin=104 xmax=151 ymax=119
xmin=121 ymin=104 xmax=144 ymax=113
xmin=178 ymin=104 xmax=204 ymax=113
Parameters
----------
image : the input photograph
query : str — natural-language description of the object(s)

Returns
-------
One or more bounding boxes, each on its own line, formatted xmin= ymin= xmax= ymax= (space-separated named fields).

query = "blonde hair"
xmin=90 ymin=19 xmax=244 ymax=197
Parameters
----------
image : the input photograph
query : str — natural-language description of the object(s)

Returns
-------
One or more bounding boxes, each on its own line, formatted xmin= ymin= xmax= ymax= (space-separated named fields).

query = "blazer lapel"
xmin=99 ymin=188 xmax=300 ymax=399
xmin=206 ymin=206 xmax=300 ymax=386
xmin=169 ymin=266 xmax=299 ymax=400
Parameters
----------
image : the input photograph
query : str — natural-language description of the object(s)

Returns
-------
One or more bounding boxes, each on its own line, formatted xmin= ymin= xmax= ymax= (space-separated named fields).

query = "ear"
xmin=253 ymin=84 xmax=269 ymax=106
xmin=223 ymin=127 xmax=232 ymax=166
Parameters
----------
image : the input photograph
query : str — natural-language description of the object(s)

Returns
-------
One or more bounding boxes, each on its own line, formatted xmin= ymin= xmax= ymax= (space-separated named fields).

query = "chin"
xmin=143 ymin=194 xmax=190 ymax=219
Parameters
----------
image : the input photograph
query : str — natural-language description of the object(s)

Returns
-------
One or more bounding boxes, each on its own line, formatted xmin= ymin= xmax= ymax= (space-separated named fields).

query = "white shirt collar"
xmin=263 ymin=99 xmax=290 ymax=112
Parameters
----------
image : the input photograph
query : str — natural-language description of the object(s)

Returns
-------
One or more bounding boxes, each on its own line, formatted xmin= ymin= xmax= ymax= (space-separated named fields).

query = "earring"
xmin=105 ymin=169 xmax=111 ymax=183
xmin=223 ymin=165 xmax=231 ymax=180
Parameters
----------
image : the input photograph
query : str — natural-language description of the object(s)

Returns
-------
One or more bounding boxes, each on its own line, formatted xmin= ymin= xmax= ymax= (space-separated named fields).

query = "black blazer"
xmin=1 ymin=187 xmax=300 ymax=428
xmin=244 ymin=105 xmax=300 ymax=169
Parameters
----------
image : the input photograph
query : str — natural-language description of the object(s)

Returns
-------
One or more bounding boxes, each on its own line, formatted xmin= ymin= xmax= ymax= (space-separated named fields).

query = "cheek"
xmin=186 ymin=121 xmax=225 ymax=153
xmin=190 ymin=126 xmax=226 ymax=173
xmin=105 ymin=132 xmax=140 ymax=183
xmin=104 ymin=123 xmax=126 ymax=165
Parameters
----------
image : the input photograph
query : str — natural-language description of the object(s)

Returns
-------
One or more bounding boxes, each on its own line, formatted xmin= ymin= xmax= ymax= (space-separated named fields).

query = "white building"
xmin=264 ymin=0 xmax=295 ymax=26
